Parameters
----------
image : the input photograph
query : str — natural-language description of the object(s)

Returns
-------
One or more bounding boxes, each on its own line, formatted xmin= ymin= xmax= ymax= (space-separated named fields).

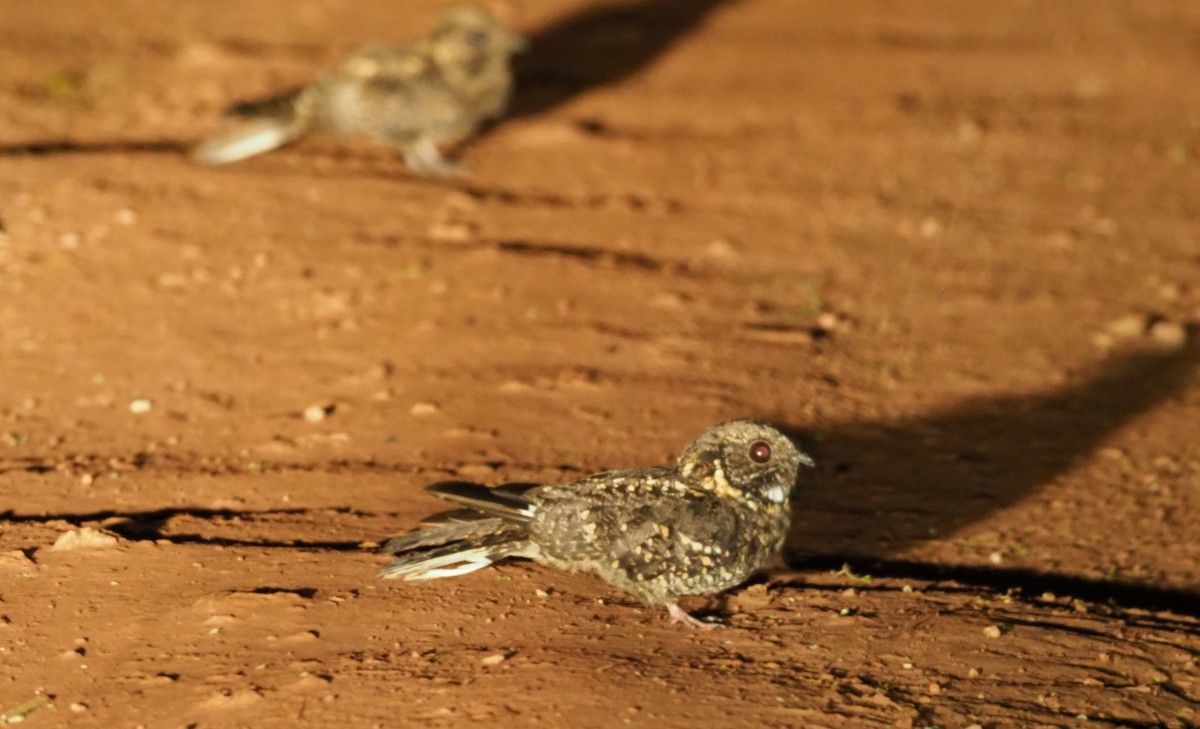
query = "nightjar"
xmin=379 ymin=420 xmax=814 ymax=629
xmin=192 ymin=7 xmax=526 ymax=175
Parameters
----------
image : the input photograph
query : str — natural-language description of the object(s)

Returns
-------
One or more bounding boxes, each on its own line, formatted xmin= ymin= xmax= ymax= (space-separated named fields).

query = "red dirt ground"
xmin=2 ymin=0 xmax=1199 ymax=726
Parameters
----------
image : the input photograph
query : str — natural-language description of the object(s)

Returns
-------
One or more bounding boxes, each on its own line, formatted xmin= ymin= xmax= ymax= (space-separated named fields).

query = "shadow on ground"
xmin=0 ymin=140 xmax=189 ymax=157
xmin=777 ymin=342 xmax=1200 ymax=612
xmin=504 ymin=0 xmax=742 ymax=124
xmin=784 ymin=343 xmax=1199 ymax=554
xmin=769 ymin=558 xmax=1200 ymax=617
xmin=0 ymin=507 xmax=364 ymax=552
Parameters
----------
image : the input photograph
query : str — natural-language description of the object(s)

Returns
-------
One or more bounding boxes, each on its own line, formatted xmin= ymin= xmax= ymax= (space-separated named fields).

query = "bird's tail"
xmin=378 ymin=481 xmax=539 ymax=581
xmin=192 ymin=89 xmax=307 ymax=166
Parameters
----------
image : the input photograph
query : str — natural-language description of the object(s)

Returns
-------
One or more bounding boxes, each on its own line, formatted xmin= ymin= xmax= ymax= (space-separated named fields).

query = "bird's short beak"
xmin=799 ymin=452 xmax=816 ymax=468
xmin=509 ymin=34 xmax=529 ymax=53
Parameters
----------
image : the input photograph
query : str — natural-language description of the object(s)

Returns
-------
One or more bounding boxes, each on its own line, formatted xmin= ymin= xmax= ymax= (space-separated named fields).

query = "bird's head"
xmin=677 ymin=420 xmax=814 ymax=506
xmin=429 ymin=7 xmax=527 ymax=73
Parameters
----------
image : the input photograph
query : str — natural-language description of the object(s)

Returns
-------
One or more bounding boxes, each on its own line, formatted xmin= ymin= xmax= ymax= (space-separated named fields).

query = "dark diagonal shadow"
xmin=0 ymin=140 xmax=190 ymax=157
xmin=144 ymin=533 xmax=364 ymax=551
xmin=0 ymin=507 xmax=364 ymax=552
xmin=502 ymin=0 xmax=742 ymax=124
xmin=774 ymin=556 xmax=1200 ymax=617
xmin=777 ymin=341 xmax=1200 ymax=612
xmin=784 ymin=343 xmax=1200 ymax=555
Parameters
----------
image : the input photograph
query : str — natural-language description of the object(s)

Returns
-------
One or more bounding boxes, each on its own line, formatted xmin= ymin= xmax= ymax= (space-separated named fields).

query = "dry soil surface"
xmin=2 ymin=0 xmax=1200 ymax=727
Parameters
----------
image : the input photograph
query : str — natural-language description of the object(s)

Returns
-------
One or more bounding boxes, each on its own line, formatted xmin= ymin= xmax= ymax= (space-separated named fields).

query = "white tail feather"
xmin=192 ymin=119 xmax=298 ymax=166
xmin=381 ymin=548 xmax=495 ymax=581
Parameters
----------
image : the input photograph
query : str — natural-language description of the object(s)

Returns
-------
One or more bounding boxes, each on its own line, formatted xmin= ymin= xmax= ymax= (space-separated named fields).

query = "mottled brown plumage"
xmin=380 ymin=421 xmax=814 ymax=628
xmin=193 ymin=7 xmax=525 ymax=175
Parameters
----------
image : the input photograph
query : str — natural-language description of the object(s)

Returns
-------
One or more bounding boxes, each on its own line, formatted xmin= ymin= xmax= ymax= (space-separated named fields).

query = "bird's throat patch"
xmin=709 ymin=460 xmax=753 ymax=506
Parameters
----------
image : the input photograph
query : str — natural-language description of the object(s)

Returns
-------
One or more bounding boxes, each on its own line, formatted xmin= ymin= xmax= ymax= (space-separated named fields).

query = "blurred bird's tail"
xmin=378 ymin=481 xmax=539 ymax=581
xmin=192 ymin=89 xmax=307 ymax=166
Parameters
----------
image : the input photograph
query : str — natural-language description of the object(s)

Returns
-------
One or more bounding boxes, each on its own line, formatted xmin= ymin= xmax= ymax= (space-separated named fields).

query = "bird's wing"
xmin=361 ymin=75 xmax=467 ymax=140
xmin=531 ymin=473 xmax=739 ymax=581
xmin=424 ymin=480 xmax=536 ymax=522
xmin=324 ymin=43 xmax=468 ymax=142
xmin=609 ymin=498 xmax=741 ymax=583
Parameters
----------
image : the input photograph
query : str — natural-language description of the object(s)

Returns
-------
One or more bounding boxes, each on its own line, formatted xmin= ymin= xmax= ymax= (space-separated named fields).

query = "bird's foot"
xmin=666 ymin=603 xmax=722 ymax=630
xmin=404 ymin=138 xmax=465 ymax=177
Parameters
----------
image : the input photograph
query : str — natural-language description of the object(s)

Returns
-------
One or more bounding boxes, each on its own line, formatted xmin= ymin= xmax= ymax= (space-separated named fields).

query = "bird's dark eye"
xmin=749 ymin=441 xmax=771 ymax=463
xmin=467 ymin=29 xmax=489 ymax=45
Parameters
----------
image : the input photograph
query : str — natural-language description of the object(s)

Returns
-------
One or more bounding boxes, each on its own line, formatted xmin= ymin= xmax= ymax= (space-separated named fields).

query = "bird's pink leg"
xmin=666 ymin=603 xmax=722 ymax=630
xmin=403 ymin=137 xmax=463 ymax=177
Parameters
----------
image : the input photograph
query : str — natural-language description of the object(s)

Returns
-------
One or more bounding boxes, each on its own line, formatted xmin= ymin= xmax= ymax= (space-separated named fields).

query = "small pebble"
xmin=1107 ymin=314 xmax=1146 ymax=339
xmin=69 ymin=703 xmax=89 ymax=713
xmin=51 ymin=527 xmax=120 ymax=551
xmin=982 ymin=625 xmax=1003 ymax=639
xmin=129 ymin=399 xmax=152 ymax=414
xmin=704 ymin=237 xmax=739 ymax=259
xmin=427 ymin=219 xmax=478 ymax=242
xmin=957 ymin=119 xmax=984 ymax=145
xmin=303 ymin=404 xmax=330 ymax=423
xmin=1148 ymin=320 xmax=1187 ymax=349
xmin=411 ymin=402 xmax=439 ymax=417
xmin=480 ymin=653 xmax=508 ymax=666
